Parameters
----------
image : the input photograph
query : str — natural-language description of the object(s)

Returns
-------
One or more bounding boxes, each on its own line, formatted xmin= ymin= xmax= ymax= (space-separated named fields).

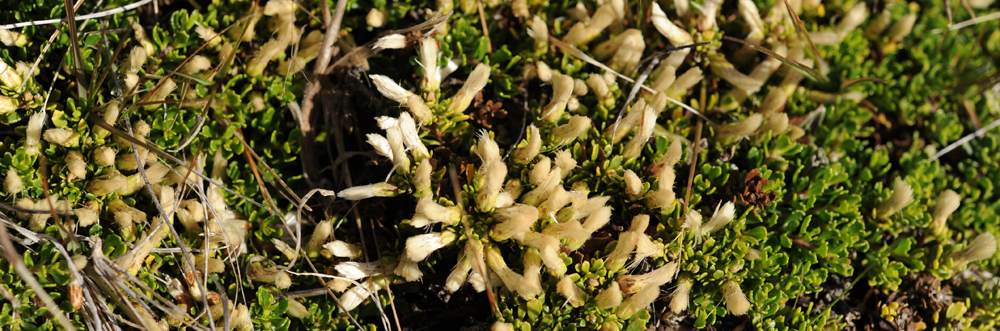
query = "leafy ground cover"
xmin=0 ymin=0 xmax=999 ymax=330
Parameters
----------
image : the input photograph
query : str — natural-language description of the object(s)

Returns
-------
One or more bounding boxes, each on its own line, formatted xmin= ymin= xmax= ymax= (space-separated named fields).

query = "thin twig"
xmin=930 ymin=118 xmax=1000 ymax=161
xmin=299 ymin=0 xmax=348 ymax=184
xmin=0 ymin=0 xmax=154 ymax=30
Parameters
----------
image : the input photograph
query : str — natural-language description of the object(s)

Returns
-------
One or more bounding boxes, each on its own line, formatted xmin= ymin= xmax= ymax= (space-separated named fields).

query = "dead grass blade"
xmin=783 ymin=0 xmax=827 ymax=78
xmin=722 ymin=35 xmax=827 ymax=84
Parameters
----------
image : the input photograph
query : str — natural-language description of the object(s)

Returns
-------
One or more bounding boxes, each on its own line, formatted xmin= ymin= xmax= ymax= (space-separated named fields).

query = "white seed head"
xmin=447 ymin=63 xmax=491 ymax=115
xmin=543 ymin=73 xmax=575 ymax=121
xmin=513 ymin=125 xmax=541 ymax=164
xmin=336 ymin=182 xmax=398 ymax=200
xmin=143 ymin=78 xmax=176 ymax=110
xmin=756 ymin=112 xmax=790 ymax=137
xmin=306 ymin=219 xmax=333 ymax=256
xmin=66 ymin=151 xmax=87 ymax=180
xmin=370 ymin=74 xmax=415 ymax=104
xmin=710 ymin=55 xmax=763 ymax=93
xmin=668 ymin=67 xmax=703 ymax=95
xmin=529 ymin=156 xmax=551 ymax=185
xmin=73 ymin=208 xmax=98 ymax=227
xmin=554 ymin=150 xmax=577 ymax=178
xmin=624 ymin=170 xmax=643 ymax=200
xmin=652 ymin=64 xmax=677 ymax=93
xmin=595 ymin=284 xmax=623 ymax=309
xmin=585 ymin=5 xmax=616 ymax=41
xmin=399 ymin=112 xmax=430 ymax=161
xmin=702 ymin=201 xmax=736 ymax=235
xmin=324 ymin=240 xmax=363 ymax=259
xmin=737 ymin=0 xmax=766 ymax=40
xmin=617 ymin=262 xmax=677 ymax=294
xmin=43 ymin=129 xmax=80 ymax=147
xmin=366 ymin=8 xmax=386 ymax=27
xmin=0 ymin=60 xmax=23 ymax=89
xmin=587 ymin=73 xmax=611 ymax=100
xmin=476 ymin=130 xmax=501 ymax=165
xmin=835 ymin=2 xmax=868 ymax=38
xmin=339 ymin=278 xmax=384 ymax=312
xmin=527 ymin=16 xmax=549 ymax=50
xmin=582 ymin=205 xmax=613 ymax=233
xmin=886 ymin=13 xmax=917 ymax=41
xmin=536 ymin=61 xmax=553 ymax=82
xmin=682 ymin=209 xmax=704 ymax=244
xmin=406 ymin=95 xmax=432 ymax=124
xmin=557 ymin=276 xmax=587 ymax=307
xmin=404 ymin=232 xmax=457 ymax=261
xmin=722 ymin=280 xmax=751 ymax=315
xmin=663 ymin=139 xmax=683 ymax=168
xmin=386 ymin=126 xmax=410 ymax=170
xmin=651 ymin=3 xmax=693 ymax=45
xmin=0 ymin=95 xmax=16 ymax=115
xmin=394 ymin=258 xmax=424 ymax=281
xmin=0 ymin=30 xmax=27 ymax=47
xmin=877 ymin=177 xmax=914 ymax=219
xmin=607 ymin=231 xmax=639 ymax=272
xmin=412 ymin=196 xmax=461 ymax=228
xmin=124 ymin=73 xmax=140 ymax=91
xmin=366 ymin=133 xmax=394 ymax=161
xmin=931 ymin=190 xmax=961 ymax=234
xmin=373 ymin=34 xmax=407 ymax=50
xmin=623 ymin=106 xmax=655 ymax=160
xmin=126 ymin=46 xmax=147 ymax=73
xmin=477 ymin=160 xmax=508 ymax=212
xmin=950 ymin=232 xmax=997 ymax=265
xmin=446 ymin=256 xmax=472 ymax=292
xmin=719 ymin=114 xmax=763 ymax=144
xmin=491 ymin=204 xmax=540 ymax=241
xmin=4 ymin=169 xmax=22 ymax=194
xmin=484 ymin=246 xmax=537 ymax=299
xmin=287 ymin=299 xmax=310 ymax=319
xmin=521 ymin=168 xmax=562 ymax=206
xmin=670 ymin=274 xmax=693 ymax=313
xmin=376 ymin=116 xmax=398 ymax=130
xmin=698 ymin=0 xmax=723 ymax=31
xmin=517 ymin=232 xmax=566 ymax=276
xmin=617 ymin=281 xmax=658 ymax=319
xmin=550 ymin=115 xmax=592 ymax=144
xmin=563 ymin=22 xmax=588 ymax=45
xmin=542 ymin=220 xmax=589 ymax=248
xmin=414 ymin=159 xmax=433 ymax=198
xmin=419 ymin=38 xmax=441 ymax=92
xmin=195 ymin=25 xmax=221 ymax=47
xmin=182 ymin=55 xmax=212 ymax=75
